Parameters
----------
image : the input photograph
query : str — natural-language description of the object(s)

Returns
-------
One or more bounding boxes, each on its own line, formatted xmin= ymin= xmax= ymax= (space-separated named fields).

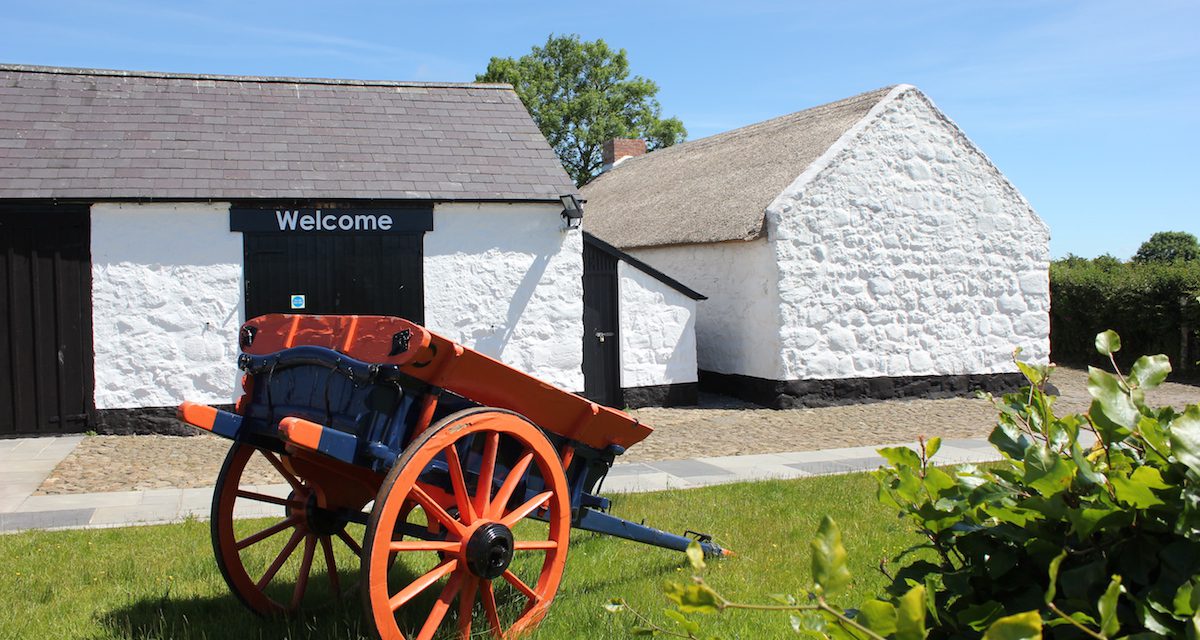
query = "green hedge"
xmin=1050 ymin=258 xmax=1200 ymax=369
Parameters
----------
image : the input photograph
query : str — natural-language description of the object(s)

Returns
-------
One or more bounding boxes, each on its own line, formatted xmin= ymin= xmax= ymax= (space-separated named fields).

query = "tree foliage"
xmin=1133 ymin=231 xmax=1200 ymax=264
xmin=1050 ymin=255 xmax=1200 ymax=368
xmin=477 ymin=34 xmax=686 ymax=186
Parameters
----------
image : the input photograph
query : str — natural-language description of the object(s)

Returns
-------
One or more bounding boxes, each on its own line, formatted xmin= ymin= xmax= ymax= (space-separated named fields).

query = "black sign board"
xmin=230 ymin=207 xmax=433 ymax=234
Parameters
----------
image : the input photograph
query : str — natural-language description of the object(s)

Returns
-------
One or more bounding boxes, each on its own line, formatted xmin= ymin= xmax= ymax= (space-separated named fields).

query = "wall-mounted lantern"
xmin=560 ymin=194 xmax=583 ymax=230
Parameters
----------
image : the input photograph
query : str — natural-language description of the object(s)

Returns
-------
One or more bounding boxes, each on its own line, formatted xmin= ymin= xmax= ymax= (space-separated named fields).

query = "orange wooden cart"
xmin=178 ymin=314 xmax=726 ymax=639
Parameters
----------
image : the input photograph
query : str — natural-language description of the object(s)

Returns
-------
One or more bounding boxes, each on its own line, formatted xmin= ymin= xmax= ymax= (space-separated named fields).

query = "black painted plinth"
xmin=698 ymin=370 xmax=1026 ymax=409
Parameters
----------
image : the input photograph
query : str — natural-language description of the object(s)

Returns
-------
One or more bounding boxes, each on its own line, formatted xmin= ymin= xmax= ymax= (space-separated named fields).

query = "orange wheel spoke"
xmin=488 ymin=452 xmax=534 ymax=519
xmin=411 ymin=484 xmax=466 ymax=538
xmin=457 ymin=576 xmax=478 ymax=639
xmin=259 ymin=450 xmax=303 ymax=493
xmin=256 ymin=528 xmax=304 ymax=591
xmin=501 ymin=569 xmax=539 ymax=602
xmin=481 ymin=581 xmax=502 ymax=636
xmin=513 ymin=539 xmax=558 ymax=551
xmin=290 ymin=534 xmax=317 ymax=609
xmin=236 ymin=515 xmax=301 ymax=551
xmin=389 ymin=558 xmax=459 ymax=612
xmin=235 ymin=489 xmax=302 ymax=508
xmin=389 ymin=540 xmax=462 ymax=553
xmin=473 ymin=432 xmax=499 ymax=516
xmin=320 ymin=535 xmax=340 ymax=594
xmin=416 ymin=569 xmax=463 ymax=640
xmin=501 ymin=491 xmax=554 ymax=528
xmin=444 ymin=444 xmax=477 ymax=524
xmin=337 ymin=529 xmax=362 ymax=558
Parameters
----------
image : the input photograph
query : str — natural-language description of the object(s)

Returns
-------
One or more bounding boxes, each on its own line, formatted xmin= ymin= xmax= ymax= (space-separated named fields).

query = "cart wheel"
xmin=362 ymin=408 xmax=571 ymax=640
xmin=212 ymin=442 xmax=372 ymax=615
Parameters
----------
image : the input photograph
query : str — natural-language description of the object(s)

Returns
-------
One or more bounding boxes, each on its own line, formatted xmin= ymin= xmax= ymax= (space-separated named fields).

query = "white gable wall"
xmin=616 ymin=260 xmax=698 ymax=387
xmin=630 ymin=238 xmax=783 ymax=380
xmin=767 ymin=87 xmax=1050 ymax=381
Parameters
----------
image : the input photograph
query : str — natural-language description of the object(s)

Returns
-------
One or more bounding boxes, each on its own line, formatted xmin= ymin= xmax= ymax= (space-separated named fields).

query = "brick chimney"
xmin=601 ymin=138 xmax=647 ymax=172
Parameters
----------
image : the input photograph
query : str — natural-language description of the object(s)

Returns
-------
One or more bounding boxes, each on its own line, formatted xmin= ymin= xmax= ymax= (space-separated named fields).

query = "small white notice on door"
xmin=290 ymin=294 xmax=306 ymax=310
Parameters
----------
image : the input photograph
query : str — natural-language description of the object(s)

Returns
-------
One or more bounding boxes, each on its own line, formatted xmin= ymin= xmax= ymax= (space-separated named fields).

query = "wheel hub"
xmin=297 ymin=491 xmax=348 ymax=537
xmin=465 ymin=522 xmax=515 ymax=579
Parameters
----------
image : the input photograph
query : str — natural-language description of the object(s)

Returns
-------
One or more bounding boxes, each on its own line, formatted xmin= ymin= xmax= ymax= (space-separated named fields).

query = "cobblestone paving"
xmin=35 ymin=367 xmax=1200 ymax=494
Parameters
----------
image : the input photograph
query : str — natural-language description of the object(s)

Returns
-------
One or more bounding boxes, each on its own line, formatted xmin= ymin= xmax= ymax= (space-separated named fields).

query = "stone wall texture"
xmin=632 ymin=238 xmax=784 ymax=380
xmin=616 ymin=260 xmax=698 ymax=388
xmin=424 ymin=203 xmax=585 ymax=391
xmin=767 ymin=86 xmax=1050 ymax=380
xmin=91 ymin=202 xmax=243 ymax=409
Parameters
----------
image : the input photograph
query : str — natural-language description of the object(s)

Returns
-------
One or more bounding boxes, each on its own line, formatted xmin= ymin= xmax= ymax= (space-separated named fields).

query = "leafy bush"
xmin=612 ymin=332 xmax=1200 ymax=638
xmin=1050 ymin=257 xmax=1200 ymax=369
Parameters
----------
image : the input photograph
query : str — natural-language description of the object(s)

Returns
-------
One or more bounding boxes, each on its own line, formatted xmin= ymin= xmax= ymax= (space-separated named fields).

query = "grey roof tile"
xmin=0 ymin=64 xmax=577 ymax=201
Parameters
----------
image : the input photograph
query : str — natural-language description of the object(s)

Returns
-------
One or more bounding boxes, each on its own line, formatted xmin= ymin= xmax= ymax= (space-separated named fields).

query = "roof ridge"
xmin=0 ymin=63 xmax=514 ymax=90
xmin=614 ymin=86 xmax=897 ymax=168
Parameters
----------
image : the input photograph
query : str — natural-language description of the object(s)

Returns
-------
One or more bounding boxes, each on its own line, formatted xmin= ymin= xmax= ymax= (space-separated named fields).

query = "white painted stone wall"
xmin=767 ymin=86 xmax=1051 ymax=380
xmin=631 ymin=239 xmax=784 ymax=380
xmin=91 ymin=202 xmax=243 ymax=409
xmin=616 ymin=261 xmax=698 ymax=388
xmin=424 ymin=203 xmax=584 ymax=391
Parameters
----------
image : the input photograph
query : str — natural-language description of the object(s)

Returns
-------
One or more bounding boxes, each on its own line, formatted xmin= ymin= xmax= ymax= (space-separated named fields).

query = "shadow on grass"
xmin=98 ymin=590 xmax=370 ymax=640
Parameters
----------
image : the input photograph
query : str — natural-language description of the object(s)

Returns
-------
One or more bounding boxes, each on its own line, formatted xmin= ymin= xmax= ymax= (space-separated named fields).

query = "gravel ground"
xmin=35 ymin=366 xmax=1200 ymax=494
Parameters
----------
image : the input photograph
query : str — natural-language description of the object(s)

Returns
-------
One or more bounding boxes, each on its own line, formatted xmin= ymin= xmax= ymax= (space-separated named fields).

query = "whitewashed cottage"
xmin=582 ymin=85 xmax=1050 ymax=408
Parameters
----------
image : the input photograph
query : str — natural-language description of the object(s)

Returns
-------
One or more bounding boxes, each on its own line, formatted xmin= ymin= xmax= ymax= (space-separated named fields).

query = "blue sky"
xmin=2 ymin=0 xmax=1196 ymax=259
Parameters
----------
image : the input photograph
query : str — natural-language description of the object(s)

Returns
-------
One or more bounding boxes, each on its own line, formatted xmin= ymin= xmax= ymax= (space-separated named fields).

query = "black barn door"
xmin=244 ymin=234 xmax=424 ymax=323
xmin=0 ymin=205 xmax=94 ymax=435
xmin=582 ymin=241 xmax=621 ymax=407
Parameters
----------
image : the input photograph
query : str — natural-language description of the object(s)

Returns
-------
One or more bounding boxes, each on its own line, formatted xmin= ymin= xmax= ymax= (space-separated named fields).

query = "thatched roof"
xmin=581 ymin=86 xmax=896 ymax=248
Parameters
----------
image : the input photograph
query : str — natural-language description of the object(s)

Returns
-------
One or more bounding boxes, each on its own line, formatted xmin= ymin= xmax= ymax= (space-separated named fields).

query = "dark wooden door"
xmin=243 ymin=234 xmax=424 ymax=323
xmin=582 ymin=241 xmax=621 ymax=407
xmin=0 ymin=205 xmax=94 ymax=435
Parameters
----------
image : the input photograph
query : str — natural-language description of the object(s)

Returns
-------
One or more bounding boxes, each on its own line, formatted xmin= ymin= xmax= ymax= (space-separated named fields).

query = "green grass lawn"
xmin=0 ymin=472 xmax=920 ymax=639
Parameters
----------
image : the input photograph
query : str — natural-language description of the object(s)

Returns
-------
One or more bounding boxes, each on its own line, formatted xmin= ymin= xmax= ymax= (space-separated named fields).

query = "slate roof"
xmin=0 ymin=64 xmax=577 ymax=201
xmin=581 ymin=86 xmax=896 ymax=248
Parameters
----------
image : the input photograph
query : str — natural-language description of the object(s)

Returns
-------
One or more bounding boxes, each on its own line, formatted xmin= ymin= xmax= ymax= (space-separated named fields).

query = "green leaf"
xmin=879 ymin=446 xmax=922 ymax=470
xmin=925 ymin=436 xmax=942 ymax=460
xmin=672 ymin=583 xmax=722 ymax=614
xmin=1096 ymin=330 xmax=1121 ymax=356
xmin=663 ymin=609 xmax=701 ymax=635
xmin=685 ymin=540 xmax=706 ymax=571
xmin=811 ymin=516 xmax=851 ymax=596
xmin=630 ymin=625 xmax=657 ymax=636
xmin=1088 ymin=367 xmax=1139 ymax=432
xmin=1099 ymin=575 xmax=1123 ymax=637
xmin=990 ymin=423 xmax=1032 ymax=459
xmin=1175 ymin=581 xmax=1196 ymax=616
xmin=1070 ymin=438 xmax=1105 ymax=486
xmin=1130 ymin=354 xmax=1172 ymax=389
xmin=1111 ymin=468 xmax=1168 ymax=508
xmin=856 ymin=600 xmax=898 ymax=636
xmin=1170 ymin=407 xmax=1200 ymax=475
xmin=604 ymin=598 xmax=626 ymax=613
xmin=982 ymin=611 xmax=1044 ymax=640
xmin=790 ymin=612 xmax=827 ymax=636
xmin=1045 ymin=550 xmax=1067 ymax=604
xmin=1016 ymin=359 xmax=1045 ymax=386
xmin=1023 ymin=443 xmax=1073 ymax=496
xmin=958 ymin=601 xmax=1005 ymax=631
xmin=895 ymin=584 xmax=927 ymax=640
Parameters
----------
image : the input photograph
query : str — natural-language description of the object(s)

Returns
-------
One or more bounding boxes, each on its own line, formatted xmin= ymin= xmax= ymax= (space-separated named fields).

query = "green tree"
xmin=1132 ymin=230 xmax=1200 ymax=263
xmin=477 ymin=34 xmax=686 ymax=186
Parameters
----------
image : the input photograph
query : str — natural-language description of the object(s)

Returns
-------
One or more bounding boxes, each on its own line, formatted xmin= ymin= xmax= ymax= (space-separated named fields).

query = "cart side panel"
xmin=239 ymin=314 xmax=651 ymax=451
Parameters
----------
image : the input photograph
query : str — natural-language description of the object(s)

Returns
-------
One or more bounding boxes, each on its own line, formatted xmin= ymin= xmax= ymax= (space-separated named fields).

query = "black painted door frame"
xmin=582 ymin=240 xmax=621 ymax=407
xmin=0 ymin=203 xmax=95 ymax=436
